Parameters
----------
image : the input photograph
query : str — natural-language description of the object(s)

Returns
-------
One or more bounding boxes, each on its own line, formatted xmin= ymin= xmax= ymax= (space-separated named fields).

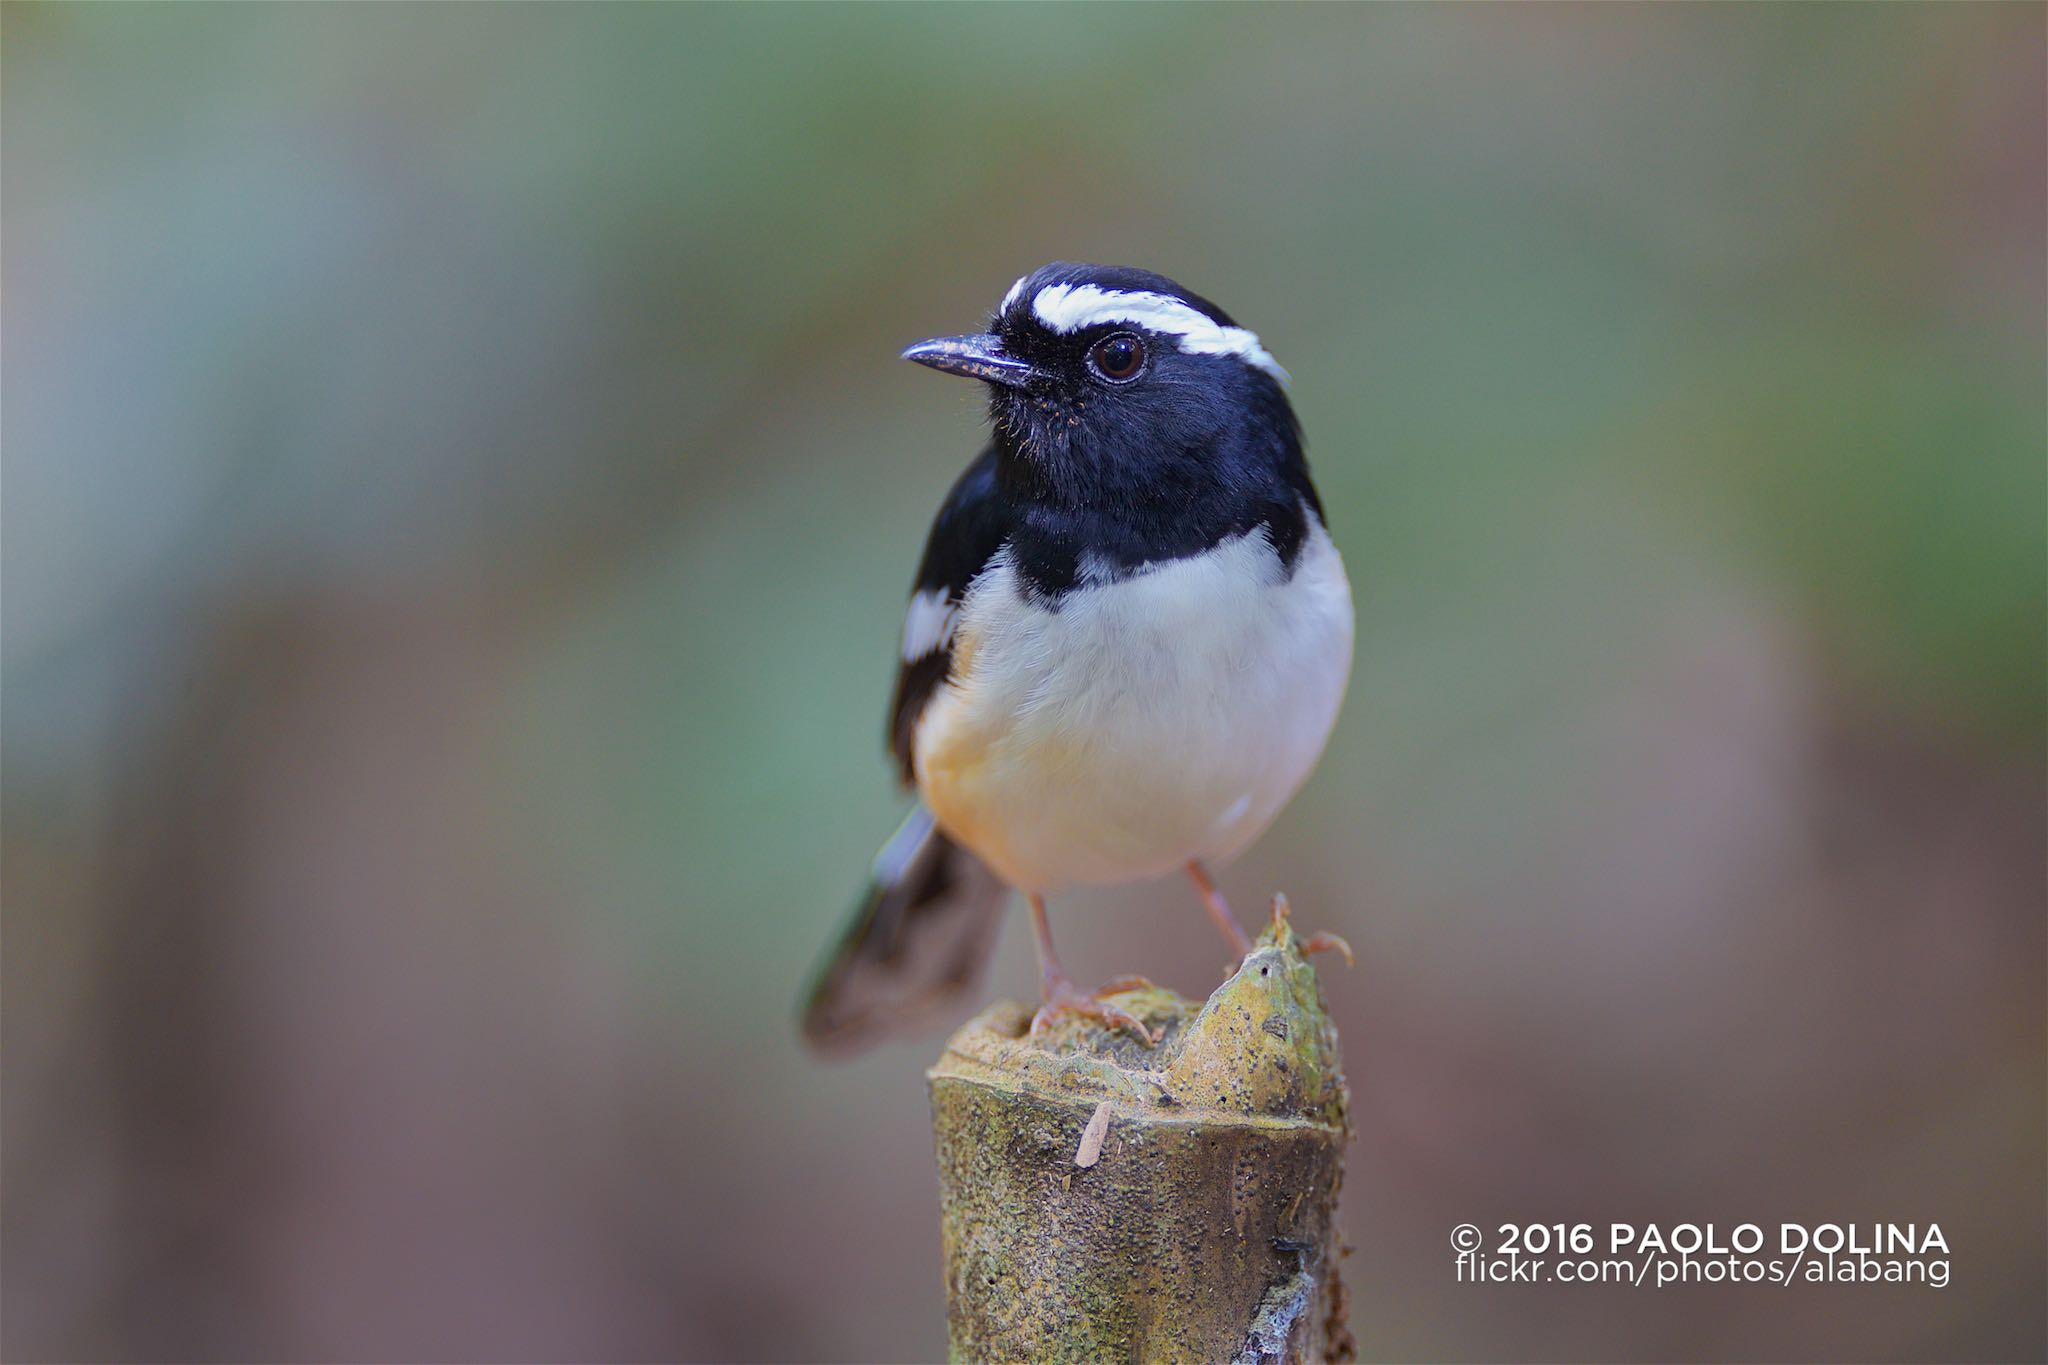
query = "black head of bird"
xmin=900 ymin=263 xmax=1318 ymax=584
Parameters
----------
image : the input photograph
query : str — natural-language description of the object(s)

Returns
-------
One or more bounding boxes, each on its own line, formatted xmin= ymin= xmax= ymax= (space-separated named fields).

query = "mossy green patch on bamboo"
xmin=929 ymin=899 xmax=1354 ymax=1364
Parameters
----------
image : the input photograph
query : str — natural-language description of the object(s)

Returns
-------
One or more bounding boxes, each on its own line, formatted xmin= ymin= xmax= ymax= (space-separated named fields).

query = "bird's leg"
xmin=1186 ymin=861 xmax=1252 ymax=958
xmin=1026 ymin=894 xmax=1156 ymax=1043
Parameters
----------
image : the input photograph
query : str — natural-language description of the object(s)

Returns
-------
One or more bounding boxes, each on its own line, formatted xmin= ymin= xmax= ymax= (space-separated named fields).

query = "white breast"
xmin=914 ymin=519 xmax=1353 ymax=894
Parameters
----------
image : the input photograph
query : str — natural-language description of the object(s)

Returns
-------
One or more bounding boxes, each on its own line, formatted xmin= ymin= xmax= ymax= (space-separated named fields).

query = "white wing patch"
xmin=870 ymin=805 xmax=936 ymax=885
xmin=902 ymin=588 xmax=961 ymax=661
xmin=1028 ymin=283 xmax=1290 ymax=385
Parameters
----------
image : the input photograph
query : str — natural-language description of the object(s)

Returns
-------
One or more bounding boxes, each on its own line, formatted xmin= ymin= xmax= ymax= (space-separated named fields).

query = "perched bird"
xmin=803 ymin=262 xmax=1353 ymax=1053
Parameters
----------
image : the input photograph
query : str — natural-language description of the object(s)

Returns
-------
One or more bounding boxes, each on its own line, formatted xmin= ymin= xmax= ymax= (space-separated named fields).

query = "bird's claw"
xmin=1301 ymin=931 xmax=1354 ymax=967
xmin=1031 ymin=981 xmax=1158 ymax=1045
xmin=1271 ymin=895 xmax=1354 ymax=966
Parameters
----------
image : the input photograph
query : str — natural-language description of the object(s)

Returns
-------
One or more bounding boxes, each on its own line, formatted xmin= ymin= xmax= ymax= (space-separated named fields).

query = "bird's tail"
xmin=801 ymin=806 xmax=1010 ymax=1055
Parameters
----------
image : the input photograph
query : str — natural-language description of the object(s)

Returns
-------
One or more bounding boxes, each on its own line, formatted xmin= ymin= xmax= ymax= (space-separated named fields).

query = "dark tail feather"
xmin=801 ymin=807 xmax=1011 ymax=1055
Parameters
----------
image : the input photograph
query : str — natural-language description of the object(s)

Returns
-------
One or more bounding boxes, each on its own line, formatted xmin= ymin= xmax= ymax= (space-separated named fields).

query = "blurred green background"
xmin=4 ymin=4 xmax=2042 ymax=1362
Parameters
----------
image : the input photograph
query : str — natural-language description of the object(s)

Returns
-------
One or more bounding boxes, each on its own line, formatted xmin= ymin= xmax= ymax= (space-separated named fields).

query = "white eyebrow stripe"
xmin=999 ymin=275 xmax=1030 ymax=313
xmin=902 ymin=589 xmax=961 ymax=661
xmin=1028 ymin=283 xmax=1290 ymax=385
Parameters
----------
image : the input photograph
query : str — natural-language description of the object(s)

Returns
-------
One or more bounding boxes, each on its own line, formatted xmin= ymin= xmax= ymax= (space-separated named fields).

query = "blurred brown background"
xmin=3 ymin=5 xmax=2042 ymax=1362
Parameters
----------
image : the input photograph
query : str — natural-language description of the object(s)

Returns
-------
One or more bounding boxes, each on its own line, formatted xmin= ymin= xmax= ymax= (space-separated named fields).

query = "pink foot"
xmin=1031 ymin=979 xmax=1157 ymax=1045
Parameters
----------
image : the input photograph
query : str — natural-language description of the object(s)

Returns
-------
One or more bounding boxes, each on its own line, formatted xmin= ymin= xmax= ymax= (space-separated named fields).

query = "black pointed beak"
xmin=901 ymin=333 xmax=1034 ymax=389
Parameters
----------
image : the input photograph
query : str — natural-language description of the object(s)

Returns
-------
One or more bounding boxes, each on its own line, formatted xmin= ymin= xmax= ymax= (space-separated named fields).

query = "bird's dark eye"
xmin=1088 ymin=333 xmax=1145 ymax=382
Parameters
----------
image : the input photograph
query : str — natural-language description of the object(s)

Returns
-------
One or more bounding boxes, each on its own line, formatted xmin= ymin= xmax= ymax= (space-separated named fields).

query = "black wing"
xmin=888 ymin=445 xmax=1011 ymax=784
xmin=800 ymin=805 xmax=1009 ymax=1054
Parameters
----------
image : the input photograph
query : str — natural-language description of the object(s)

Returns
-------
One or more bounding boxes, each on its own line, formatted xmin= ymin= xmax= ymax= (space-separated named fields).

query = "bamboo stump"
xmin=928 ymin=899 xmax=1354 ymax=1364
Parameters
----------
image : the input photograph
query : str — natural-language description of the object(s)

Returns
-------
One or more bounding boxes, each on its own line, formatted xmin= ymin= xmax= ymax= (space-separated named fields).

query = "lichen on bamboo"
xmin=928 ymin=899 xmax=1354 ymax=1364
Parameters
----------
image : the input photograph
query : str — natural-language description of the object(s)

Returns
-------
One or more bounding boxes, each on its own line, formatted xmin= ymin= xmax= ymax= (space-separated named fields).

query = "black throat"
xmin=988 ymin=387 xmax=1322 ymax=603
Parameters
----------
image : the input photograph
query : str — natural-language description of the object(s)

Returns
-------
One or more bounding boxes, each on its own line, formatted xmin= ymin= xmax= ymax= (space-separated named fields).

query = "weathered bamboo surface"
xmin=928 ymin=901 xmax=1354 ymax=1364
